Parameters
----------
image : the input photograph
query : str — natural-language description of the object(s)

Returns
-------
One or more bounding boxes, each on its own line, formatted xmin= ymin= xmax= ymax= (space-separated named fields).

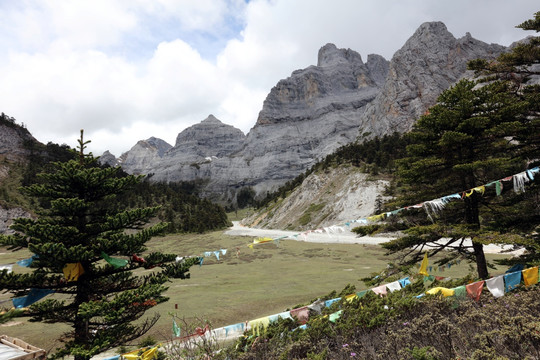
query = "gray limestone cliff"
xmin=0 ymin=119 xmax=37 ymax=233
xmin=111 ymin=22 xmax=511 ymax=204
xmin=116 ymin=137 xmax=172 ymax=174
xmin=99 ymin=150 xmax=118 ymax=167
xmin=357 ymin=22 xmax=506 ymax=137
xmin=117 ymin=44 xmax=389 ymax=201
xmin=0 ymin=120 xmax=36 ymax=162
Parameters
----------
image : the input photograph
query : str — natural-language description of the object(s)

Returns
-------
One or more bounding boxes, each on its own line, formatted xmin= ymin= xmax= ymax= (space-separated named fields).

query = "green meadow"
xmin=0 ymin=229 xmax=510 ymax=353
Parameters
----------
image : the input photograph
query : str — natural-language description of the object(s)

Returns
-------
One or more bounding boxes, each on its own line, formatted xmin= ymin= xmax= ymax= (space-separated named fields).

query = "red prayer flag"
xmin=466 ymin=280 xmax=485 ymax=301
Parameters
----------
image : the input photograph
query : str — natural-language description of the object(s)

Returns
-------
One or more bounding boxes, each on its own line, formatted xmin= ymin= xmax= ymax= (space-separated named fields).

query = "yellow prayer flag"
xmin=426 ymin=287 xmax=455 ymax=297
xmin=418 ymin=252 xmax=429 ymax=276
xmin=474 ymin=186 xmax=486 ymax=195
xmin=249 ymin=316 xmax=270 ymax=336
xmin=122 ymin=346 xmax=160 ymax=360
xmin=345 ymin=294 xmax=358 ymax=303
xmin=63 ymin=262 xmax=84 ymax=282
xmin=254 ymin=237 xmax=273 ymax=244
xmin=522 ymin=266 xmax=539 ymax=286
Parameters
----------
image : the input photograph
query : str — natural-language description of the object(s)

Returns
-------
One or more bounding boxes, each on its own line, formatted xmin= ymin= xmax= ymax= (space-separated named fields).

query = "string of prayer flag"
xmin=255 ymin=167 xmax=539 ymax=246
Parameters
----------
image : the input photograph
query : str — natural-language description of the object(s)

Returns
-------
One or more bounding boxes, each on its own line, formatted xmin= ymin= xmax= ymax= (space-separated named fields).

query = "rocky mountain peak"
xmin=317 ymin=43 xmax=363 ymax=67
xmin=0 ymin=117 xmax=37 ymax=162
xmin=256 ymin=43 xmax=386 ymax=126
xmin=99 ymin=150 xmax=118 ymax=167
xmin=366 ymin=54 xmax=390 ymax=86
xmin=174 ymin=115 xmax=245 ymax=150
xmin=201 ymin=114 xmax=221 ymax=124
xmin=356 ymin=21 xmax=506 ymax=137
xmin=145 ymin=137 xmax=172 ymax=157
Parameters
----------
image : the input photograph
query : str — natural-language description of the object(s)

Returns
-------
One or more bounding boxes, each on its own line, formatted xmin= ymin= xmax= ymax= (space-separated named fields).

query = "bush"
xmin=216 ymin=284 xmax=540 ymax=359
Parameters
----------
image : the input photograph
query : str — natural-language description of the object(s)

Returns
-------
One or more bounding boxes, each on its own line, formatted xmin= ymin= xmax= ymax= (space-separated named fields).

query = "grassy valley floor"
xmin=0 ymin=229 xmax=510 ymax=354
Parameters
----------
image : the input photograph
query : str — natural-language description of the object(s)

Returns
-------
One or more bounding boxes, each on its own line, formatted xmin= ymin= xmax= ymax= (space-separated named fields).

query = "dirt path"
xmin=225 ymin=222 xmax=524 ymax=255
xmin=225 ymin=221 xmax=395 ymax=245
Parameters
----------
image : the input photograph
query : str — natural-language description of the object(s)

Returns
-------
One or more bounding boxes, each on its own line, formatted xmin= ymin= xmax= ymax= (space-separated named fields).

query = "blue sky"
xmin=0 ymin=0 xmax=538 ymax=156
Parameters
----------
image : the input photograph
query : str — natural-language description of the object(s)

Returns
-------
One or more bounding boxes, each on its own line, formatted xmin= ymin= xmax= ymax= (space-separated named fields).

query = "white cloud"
xmin=0 ymin=0 xmax=538 ymax=156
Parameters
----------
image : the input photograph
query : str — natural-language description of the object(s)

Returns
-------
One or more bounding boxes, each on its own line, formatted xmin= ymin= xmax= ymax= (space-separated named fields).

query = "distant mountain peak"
xmin=317 ymin=43 xmax=363 ymax=67
xmin=201 ymin=114 xmax=221 ymax=124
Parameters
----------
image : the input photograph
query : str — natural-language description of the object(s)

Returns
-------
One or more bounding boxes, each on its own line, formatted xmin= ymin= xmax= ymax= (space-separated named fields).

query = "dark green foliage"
xmin=0 ymin=120 xmax=230 ymax=234
xmin=381 ymin=76 xmax=539 ymax=279
xmin=112 ymin=180 xmax=231 ymax=233
xmin=351 ymin=224 xmax=381 ymax=236
xmin=236 ymin=186 xmax=256 ymax=209
xmin=0 ymin=132 xmax=199 ymax=360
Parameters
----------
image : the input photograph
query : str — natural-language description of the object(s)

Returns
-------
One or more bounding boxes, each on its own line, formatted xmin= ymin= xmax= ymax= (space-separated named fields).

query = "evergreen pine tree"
xmin=0 ymin=131 xmax=199 ymax=360
xmin=383 ymin=12 xmax=540 ymax=279
xmin=382 ymin=78 xmax=536 ymax=279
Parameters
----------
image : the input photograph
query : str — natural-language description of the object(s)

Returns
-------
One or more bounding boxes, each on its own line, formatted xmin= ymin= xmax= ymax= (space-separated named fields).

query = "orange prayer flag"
xmin=466 ymin=280 xmax=484 ymax=301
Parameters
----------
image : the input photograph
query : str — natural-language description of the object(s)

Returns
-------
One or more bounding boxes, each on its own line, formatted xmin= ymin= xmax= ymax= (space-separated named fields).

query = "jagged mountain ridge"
xmin=107 ymin=22 xmax=507 ymax=204
xmin=357 ymin=22 xmax=506 ymax=137
xmin=113 ymin=42 xmax=389 ymax=201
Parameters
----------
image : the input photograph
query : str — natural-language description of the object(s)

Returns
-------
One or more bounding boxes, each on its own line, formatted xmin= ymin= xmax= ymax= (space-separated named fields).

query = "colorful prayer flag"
xmin=522 ymin=267 xmax=538 ymax=286
xmin=419 ymin=252 xmax=428 ymax=275
xmin=466 ymin=281 xmax=484 ymax=301
xmin=101 ymin=252 xmax=128 ymax=269
xmin=63 ymin=262 xmax=84 ymax=281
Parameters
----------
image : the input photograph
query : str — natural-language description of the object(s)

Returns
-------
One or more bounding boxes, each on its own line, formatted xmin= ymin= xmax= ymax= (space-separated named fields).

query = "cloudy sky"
xmin=0 ymin=0 xmax=538 ymax=156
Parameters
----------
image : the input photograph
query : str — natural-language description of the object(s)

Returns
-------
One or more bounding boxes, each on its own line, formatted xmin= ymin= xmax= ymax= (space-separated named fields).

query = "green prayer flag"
xmin=173 ymin=320 xmax=181 ymax=337
xmin=101 ymin=251 xmax=128 ymax=269
xmin=495 ymin=181 xmax=502 ymax=196
xmin=328 ymin=310 xmax=343 ymax=323
xmin=356 ymin=290 xmax=368 ymax=298
xmin=453 ymin=285 xmax=467 ymax=300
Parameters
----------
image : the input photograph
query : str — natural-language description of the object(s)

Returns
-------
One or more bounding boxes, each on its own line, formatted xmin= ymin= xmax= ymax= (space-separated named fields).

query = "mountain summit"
xmin=107 ymin=22 xmax=507 ymax=204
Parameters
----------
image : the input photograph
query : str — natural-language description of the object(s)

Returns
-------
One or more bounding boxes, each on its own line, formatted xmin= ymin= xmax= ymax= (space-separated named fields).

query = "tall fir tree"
xmin=382 ymin=77 xmax=537 ymax=279
xmin=382 ymin=11 xmax=540 ymax=279
xmin=0 ymin=131 xmax=199 ymax=360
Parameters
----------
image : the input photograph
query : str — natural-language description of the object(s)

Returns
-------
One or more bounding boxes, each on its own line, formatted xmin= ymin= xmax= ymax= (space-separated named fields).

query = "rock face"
xmin=117 ymin=44 xmax=389 ymax=200
xmin=357 ymin=22 xmax=506 ymax=137
xmin=0 ymin=206 xmax=33 ymax=234
xmin=115 ymin=137 xmax=173 ymax=174
xmin=168 ymin=114 xmax=245 ymax=161
xmin=0 ymin=119 xmax=36 ymax=162
xmin=256 ymin=43 xmax=386 ymax=125
xmin=0 ymin=118 xmax=37 ymax=233
xmin=99 ymin=150 xmax=118 ymax=167
xmin=241 ymin=166 xmax=389 ymax=230
xmin=112 ymin=22 xmax=509 ymax=204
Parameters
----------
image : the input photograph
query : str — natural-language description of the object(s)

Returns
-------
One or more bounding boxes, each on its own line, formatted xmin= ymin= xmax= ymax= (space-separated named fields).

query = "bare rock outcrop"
xmin=0 ymin=206 xmax=33 ymax=234
xmin=357 ymin=22 xmax=506 ymax=137
xmin=118 ymin=45 xmax=388 ymax=200
xmin=241 ymin=167 xmax=389 ymax=230
xmin=0 ymin=118 xmax=37 ymax=162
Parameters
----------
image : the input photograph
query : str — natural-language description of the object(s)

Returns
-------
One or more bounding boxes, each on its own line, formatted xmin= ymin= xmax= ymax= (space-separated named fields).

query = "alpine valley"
xmin=1 ymin=21 xmax=510 ymax=229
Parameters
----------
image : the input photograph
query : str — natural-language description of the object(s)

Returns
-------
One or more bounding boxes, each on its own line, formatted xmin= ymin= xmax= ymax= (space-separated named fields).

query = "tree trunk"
xmin=472 ymin=241 xmax=489 ymax=279
xmin=465 ymin=192 xmax=489 ymax=279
